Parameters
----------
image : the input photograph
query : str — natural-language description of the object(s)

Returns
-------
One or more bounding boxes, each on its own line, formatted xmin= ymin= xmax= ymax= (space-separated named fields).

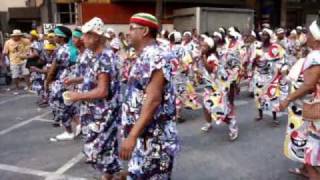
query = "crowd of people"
xmin=1 ymin=12 xmax=320 ymax=180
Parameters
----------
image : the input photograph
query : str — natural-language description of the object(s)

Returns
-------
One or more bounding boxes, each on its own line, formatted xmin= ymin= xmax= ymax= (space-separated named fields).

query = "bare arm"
xmin=70 ymin=73 xmax=109 ymax=101
xmin=286 ymin=65 xmax=320 ymax=102
xmin=127 ymin=70 xmax=166 ymax=139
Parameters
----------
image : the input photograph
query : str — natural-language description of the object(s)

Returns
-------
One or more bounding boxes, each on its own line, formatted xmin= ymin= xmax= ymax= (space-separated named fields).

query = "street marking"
xmin=34 ymin=118 xmax=53 ymax=123
xmin=0 ymin=163 xmax=87 ymax=180
xmin=0 ymin=94 xmax=33 ymax=106
xmin=0 ymin=163 xmax=51 ymax=177
xmin=234 ymin=100 xmax=249 ymax=106
xmin=0 ymin=111 xmax=50 ymax=136
xmin=54 ymin=152 xmax=85 ymax=175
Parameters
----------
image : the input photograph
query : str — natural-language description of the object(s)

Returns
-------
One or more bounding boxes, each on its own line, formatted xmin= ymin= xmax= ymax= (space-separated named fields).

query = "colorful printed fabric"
xmin=201 ymin=54 xmax=238 ymax=134
xmin=303 ymin=50 xmax=320 ymax=166
xmin=78 ymin=48 xmax=121 ymax=174
xmin=253 ymin=44 xmax=288 ymax=111
xmin=49 ymin=43 xmax=72 ymax=127
xmin=121 ymin=43 xmax=179 ymax=178
xmin=30 ymin=71 xmax=45 ymax=95
xmin=53 ymin=44 xmax=70 ymax=79
xmin=284 ymin=58 xmax=308 ymax=163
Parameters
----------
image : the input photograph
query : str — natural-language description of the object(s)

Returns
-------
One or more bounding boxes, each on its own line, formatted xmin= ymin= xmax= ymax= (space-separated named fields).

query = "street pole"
xmin=280 ymin=0 xmax=287 ymax=27
xmin=155 ymin=0 xmax=163 ymax=25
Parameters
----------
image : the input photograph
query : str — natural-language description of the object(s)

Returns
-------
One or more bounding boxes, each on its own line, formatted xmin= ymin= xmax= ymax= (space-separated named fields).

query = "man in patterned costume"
xmin=120 ymin=13 xmax=180 ymax=179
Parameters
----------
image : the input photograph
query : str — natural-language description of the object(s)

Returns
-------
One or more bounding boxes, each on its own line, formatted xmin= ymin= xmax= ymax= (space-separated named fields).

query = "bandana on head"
xmin=262 ymin=28 xmax=273 ymax=37
xmin=309 ymin=14 xmax=320 ymax=40
xmin=130 ymin=13 xmax=160 ymax=30
xmin=82 ymin=17 xmax=105 ymax=35
xmin=72 ymin=30 xmax=83 ymax=38
xmin=54 ymin=28 xmax=66 ymax=37
xmin=213 ymin=31 xmax=222 ymax=39
xmin=204 ymin=37 xmax=214 ymax=48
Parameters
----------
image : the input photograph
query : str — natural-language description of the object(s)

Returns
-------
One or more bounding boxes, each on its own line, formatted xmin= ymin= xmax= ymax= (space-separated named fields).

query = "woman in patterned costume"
xmin=200 ymin=36 xmax=239 ymax=141
xmin=46 ymin=26 xmax=76 ymax=140
xmin=279 ymin=17 xmax=320 ymax=180
xmin=253 ymin=28 xmax=287 ymax=126
xmin=66 ymin=17 xmax=122 ymax=180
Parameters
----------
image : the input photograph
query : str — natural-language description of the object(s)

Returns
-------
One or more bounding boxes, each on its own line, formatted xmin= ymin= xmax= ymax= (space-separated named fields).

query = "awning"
xmin=8 ymin=7 xmax=40 ymax=21
xmin=111 ymin=0 xmax=245 ymax=5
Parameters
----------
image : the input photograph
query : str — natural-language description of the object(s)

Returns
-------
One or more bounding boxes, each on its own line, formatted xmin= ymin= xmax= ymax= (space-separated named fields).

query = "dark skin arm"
xmin=120 ymin=70 xmax=166 ymax=160
xmin=68 ymin=72 xmax=109 ymax=101
xmin=63 ymin=77 xmax=84 ymax=86
xmin=279 ymin=65 xmax=320 ymax=112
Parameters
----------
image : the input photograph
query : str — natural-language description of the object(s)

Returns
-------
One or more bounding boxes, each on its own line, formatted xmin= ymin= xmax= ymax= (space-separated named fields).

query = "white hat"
xmin=110 ymin=39 xmax=121 ymax=50
xmin=213 ymin=31 xmax=222 ymax=39
xmin=276 ymin=28 xmax=285 ymax=34
xmin=183 ymin=31 xmax=192 ymax=37
xmin=309 ymin=19 xmax=320 ymax=40
xmin=262 ymin=28 xmax=273 ymax=37
xmin=10 ymin=29 xmax=23 ymax=37
xmin=107 ymin=28 xmax=115 ymax=34
xmin=82 ymin=17 xmax=105 ymax=35
xmin=204 ymin=37 xmax=214 ymax=48
xmin=296 ymin=26 xmax=303 ymax=30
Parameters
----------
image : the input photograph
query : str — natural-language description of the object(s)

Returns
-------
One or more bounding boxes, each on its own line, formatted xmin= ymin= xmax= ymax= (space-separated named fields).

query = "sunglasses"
xmin=129 ymin=25 xmax=145 ymax=31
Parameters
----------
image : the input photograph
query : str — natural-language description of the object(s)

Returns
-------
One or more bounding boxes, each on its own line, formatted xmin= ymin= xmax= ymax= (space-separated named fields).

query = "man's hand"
xmin=119 ymin=135 xmax=137 ymax=160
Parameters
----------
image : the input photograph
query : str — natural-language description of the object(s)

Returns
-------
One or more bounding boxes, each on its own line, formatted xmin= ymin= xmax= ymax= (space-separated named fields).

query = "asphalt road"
xmin=0 ymin=85 xmax=304 ymax=180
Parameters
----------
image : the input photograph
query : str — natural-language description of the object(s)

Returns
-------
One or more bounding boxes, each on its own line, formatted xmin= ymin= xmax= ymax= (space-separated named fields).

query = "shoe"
xmin=38 ymin=101 xmax=49 ymax=108
xmin=201 ymin=123 xmax=212 ymax=132
xmin=28 ymin=89 xmax=37 ymax=94
xmin=13 ymin=91 xmax=19 ymax=95
xmin=55 ymin=131 xmax=74 ymax=141
xmin=229 ymin=130 xmax=239 ymax=141
xmin=23 ymin=87 xmax=29 ymax=91
xmin=272 ymin=120 xmax=280 ymax=127
xmin=177 ymin=117 xmax=186 ymax=123
xmin=52 ymin=122 xmax=61 ymax=127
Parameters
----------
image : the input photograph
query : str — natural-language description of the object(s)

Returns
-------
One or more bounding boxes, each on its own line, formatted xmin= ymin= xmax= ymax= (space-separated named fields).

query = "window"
xmin=56 ymin=3 xmax=76 ymax=24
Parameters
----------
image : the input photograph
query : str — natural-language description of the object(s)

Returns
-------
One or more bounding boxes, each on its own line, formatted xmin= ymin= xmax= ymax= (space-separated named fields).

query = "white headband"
xmin=169 ymin=31 xmax=182 ymax=43
xmin=309 ymin=20 xmax=320 ymax=40
xmin=183 ymin=31 xmax=192 ymax=37
xmin=290 ymin=30 xmax=297 ymax=35
xmin=204 ymin=37 xmax=214 ymax=48
xmin=218 ymin=27 xmax=225 ymax=34
xmin=251 ymin=30 xmax=256 ymax=38
xmin=213 ymin=31 xmax=222 ymax=39
xmin=262 ymin=28 xmax=273 ymax=37
xmin=276 ymin=28 xmax=284 ymax=34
